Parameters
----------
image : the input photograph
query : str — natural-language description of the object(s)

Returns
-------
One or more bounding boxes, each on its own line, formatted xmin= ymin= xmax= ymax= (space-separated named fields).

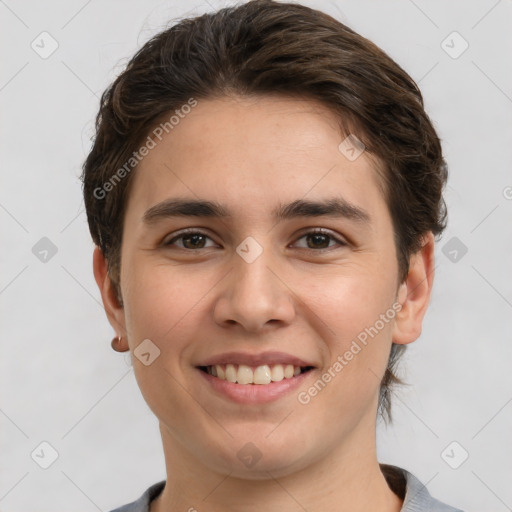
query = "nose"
xmin=213 ymin=245 xmax=296 ymax=333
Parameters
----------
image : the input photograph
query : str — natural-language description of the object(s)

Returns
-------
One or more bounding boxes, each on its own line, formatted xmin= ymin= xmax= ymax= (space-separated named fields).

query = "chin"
xmin=202 ymin=435 xmax=314 ymax=479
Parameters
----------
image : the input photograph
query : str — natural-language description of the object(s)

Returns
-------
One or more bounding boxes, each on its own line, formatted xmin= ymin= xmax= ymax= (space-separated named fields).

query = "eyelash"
xmin=163 ymin=228 xmax=347 ymax=252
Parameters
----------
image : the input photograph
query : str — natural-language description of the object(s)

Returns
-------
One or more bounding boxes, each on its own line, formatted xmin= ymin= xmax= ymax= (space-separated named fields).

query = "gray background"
xmin=1 ymin=0 xmax=511 ymax=510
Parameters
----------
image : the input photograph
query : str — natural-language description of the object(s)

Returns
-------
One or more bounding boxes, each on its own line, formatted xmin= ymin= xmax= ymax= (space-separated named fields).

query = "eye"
xmin=292 ymin=229 xmax=347 ymax=251
xmin=162 ymin=228 xmax=347 ymax=251
xmin=163 ymin=229 xmax=218 ymax=250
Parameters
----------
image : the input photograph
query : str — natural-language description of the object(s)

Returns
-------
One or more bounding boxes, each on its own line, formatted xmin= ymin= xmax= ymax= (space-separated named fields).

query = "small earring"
xmin=111 ymin=335 xmax=128 ymax=352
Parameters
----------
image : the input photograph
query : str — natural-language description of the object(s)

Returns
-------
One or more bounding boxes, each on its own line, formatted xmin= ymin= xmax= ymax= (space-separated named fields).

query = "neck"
xmin=150 ymin=420 xmax=402 ymax=512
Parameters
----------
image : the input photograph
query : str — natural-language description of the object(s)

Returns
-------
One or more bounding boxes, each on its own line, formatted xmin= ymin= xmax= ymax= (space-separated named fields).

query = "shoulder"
xmin=108 ymin=481 xmax=165 ymax=512
xmin=381 ymin=464 xmax=464 ymax=512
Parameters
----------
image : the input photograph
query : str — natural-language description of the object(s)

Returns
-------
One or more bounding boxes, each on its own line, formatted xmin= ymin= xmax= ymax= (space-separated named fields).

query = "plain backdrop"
xmin=1 ymin=0 xmax=511 ymax=511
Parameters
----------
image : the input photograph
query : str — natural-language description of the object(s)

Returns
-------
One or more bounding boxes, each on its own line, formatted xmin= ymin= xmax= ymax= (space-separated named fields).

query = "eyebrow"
xmin=142 ymin=197 xmax=371 ymax=225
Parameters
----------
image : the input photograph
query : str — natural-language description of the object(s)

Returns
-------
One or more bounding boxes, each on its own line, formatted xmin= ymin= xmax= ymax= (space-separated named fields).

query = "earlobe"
xmin=92 ymin=247 xmax=129 ymax=351
xmin=392 ymin=232 xmax=435 ymax=346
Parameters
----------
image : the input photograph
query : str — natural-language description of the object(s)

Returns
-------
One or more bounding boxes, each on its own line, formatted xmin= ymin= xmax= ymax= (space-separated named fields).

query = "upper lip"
xmin=197 ymin=351 xmax=316 ymax=368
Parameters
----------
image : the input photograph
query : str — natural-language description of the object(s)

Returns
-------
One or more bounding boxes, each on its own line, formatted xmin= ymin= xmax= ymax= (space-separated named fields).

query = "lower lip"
xmin=197 ymin=368 xmax=313 ymax=404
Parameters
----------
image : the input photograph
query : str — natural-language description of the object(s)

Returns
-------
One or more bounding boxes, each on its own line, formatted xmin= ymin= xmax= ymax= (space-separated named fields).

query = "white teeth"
xmin=206 ymin=363 xmax=307 ymax=385
xmin=237 ymin=365 xmax=253 ymax=385
xmin=270 ymin=364 xmax=284 ymax=382
xmin=253 ymin=365 xmax=272 ymax=385
xmin=284 ymin=364 xmax=294 ymax=379
xmin=225 ymin=364 xmax=237 ymax=383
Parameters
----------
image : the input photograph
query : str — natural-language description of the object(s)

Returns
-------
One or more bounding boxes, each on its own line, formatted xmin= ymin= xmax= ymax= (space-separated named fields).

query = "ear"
xmin=93 ymin=246 xmax=129 ymax=351
xmin=392 ymin=232 xmax=435 ymax=345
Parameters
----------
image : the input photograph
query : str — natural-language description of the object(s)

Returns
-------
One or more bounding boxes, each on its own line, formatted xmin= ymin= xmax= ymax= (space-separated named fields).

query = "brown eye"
xmin=293 ymin=229 xmax=346 ymax=251
xmin=164 ymin=230 xmax=217 ymax=250
xmin=306 ymin=233 xmax=330 ymax=249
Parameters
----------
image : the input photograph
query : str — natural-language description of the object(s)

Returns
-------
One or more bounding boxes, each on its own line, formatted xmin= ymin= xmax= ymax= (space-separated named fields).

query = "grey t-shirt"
xmin=110 ymin=465 xmax=463 ymax=512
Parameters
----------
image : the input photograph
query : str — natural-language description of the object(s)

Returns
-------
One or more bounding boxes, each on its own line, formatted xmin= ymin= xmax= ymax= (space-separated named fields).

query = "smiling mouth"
xmin=197 ymin=364 xmax=315 ymax=385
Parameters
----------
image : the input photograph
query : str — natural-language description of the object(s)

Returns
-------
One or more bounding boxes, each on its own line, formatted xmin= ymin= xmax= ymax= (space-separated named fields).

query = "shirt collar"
xmin=116 ymin=465 xmax=462 ymax=512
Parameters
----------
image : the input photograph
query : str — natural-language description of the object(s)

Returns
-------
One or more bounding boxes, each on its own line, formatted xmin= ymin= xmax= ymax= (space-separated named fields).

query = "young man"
xmin=82 ymin=1 xmax=462 ymax=510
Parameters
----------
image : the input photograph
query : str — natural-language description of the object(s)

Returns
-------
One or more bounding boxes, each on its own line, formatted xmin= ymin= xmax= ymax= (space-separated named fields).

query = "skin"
xmin=93 ymin=95 xmax=435 ymax=512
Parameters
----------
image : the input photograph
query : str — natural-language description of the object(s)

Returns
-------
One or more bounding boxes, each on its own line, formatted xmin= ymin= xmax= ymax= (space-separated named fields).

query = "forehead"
xmin=126 ymin=95 xmax=388 ymax=225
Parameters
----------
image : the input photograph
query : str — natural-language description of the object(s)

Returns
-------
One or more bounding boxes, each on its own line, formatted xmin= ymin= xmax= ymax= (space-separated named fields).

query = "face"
xmin=95 ymin=95 xmax=432 ymax=479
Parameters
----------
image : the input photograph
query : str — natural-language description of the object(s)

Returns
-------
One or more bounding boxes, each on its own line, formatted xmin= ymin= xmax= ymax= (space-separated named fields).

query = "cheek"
xmin=292 ymin=262 xmax=397 ymax=343
xmin=122 ymin=258 xmax=210 ymax=340
xmin=295 ymin=287 xmax=396 ymax=435
xmin=119 ymin=261 xmax=209 ymax=419
xmin=292 ymin=263 xmax=397 ymax=405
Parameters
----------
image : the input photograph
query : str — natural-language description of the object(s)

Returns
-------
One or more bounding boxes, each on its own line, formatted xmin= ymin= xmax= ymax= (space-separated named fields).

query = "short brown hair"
xmin=82 ymin=0 xmax=447 ymax=420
